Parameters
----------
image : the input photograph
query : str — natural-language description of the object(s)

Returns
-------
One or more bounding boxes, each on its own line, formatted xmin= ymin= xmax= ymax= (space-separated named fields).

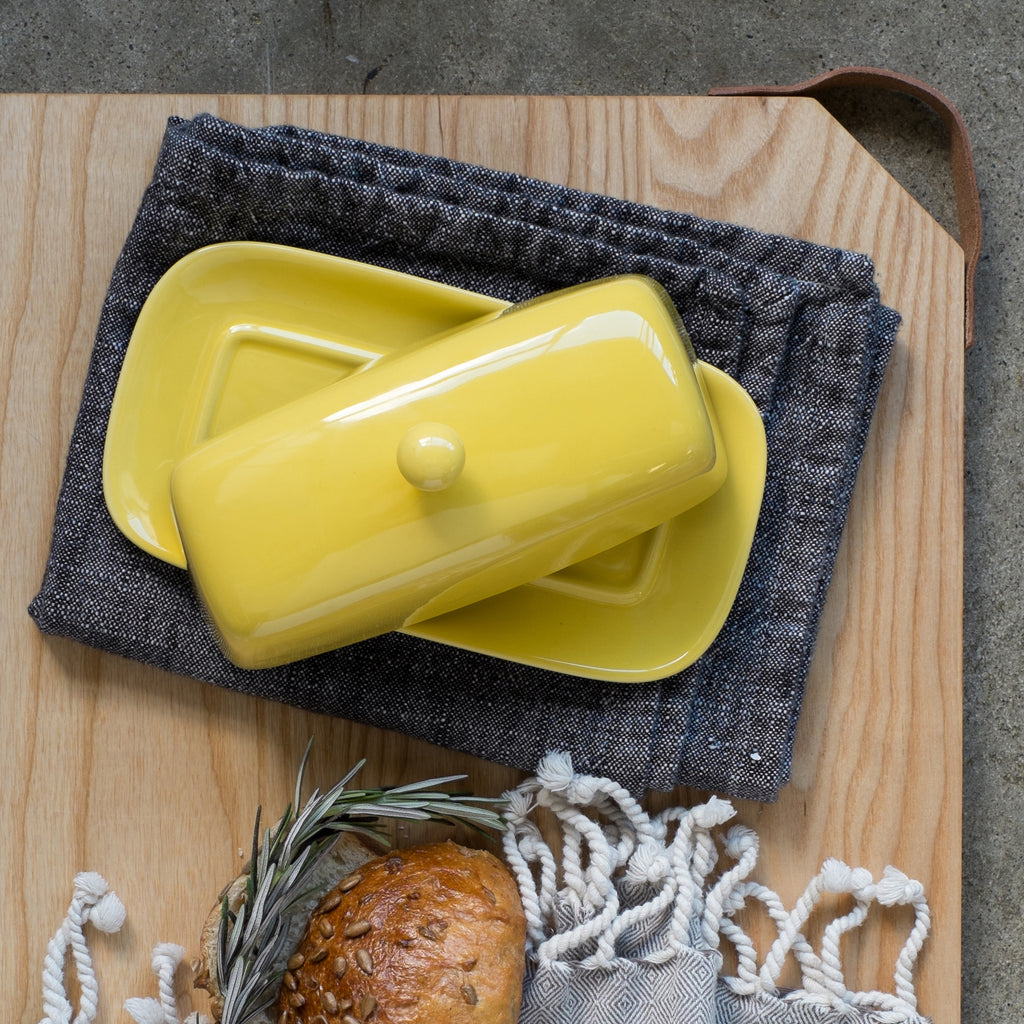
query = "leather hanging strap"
xmin=710 ymin=66 xmax=981 ymax=350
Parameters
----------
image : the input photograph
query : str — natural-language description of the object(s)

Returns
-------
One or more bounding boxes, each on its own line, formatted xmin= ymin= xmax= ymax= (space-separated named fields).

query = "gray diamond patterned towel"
xmin=28 ymin=114 xmax=899 ymax=801
xmin=506 ymin=754 xmax=933 ymax=1024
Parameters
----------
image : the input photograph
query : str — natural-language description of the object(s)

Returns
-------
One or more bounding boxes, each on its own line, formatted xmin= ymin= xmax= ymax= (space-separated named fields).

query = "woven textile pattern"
xmin=507 ymin=754 xmax=932 ymax=1024
xmin=28 ymin=114 xmax=900 ymax=801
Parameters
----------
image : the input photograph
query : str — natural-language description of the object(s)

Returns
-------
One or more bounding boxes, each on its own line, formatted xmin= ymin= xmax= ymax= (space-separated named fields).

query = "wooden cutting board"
xmin=0 ymin=95 xmax=962 ymax=1022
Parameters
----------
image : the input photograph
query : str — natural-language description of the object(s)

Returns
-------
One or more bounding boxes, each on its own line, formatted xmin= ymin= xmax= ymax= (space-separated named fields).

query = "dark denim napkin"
xmin=28 ymin=114 xmax=899 ymax=801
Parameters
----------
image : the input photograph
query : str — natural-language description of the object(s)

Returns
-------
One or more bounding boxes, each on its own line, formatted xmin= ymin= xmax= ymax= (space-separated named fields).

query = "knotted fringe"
xmin=38 ymin=756 xmax=932 ymax=1024
xmin=35 ymin=873 xmax=209 ymax=1024
xmin=504 ymin=752 xmax=932 ymax=1023
xmin=123 ymin=943 xmax=211 ymax=1024
xmin=36 ymin=873 xmax=126 ymax=1024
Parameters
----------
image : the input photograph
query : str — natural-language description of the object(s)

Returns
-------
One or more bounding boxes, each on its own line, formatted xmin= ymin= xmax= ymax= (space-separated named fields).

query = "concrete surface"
xmin=0 ymin=1 xmax=1017 ymax=1020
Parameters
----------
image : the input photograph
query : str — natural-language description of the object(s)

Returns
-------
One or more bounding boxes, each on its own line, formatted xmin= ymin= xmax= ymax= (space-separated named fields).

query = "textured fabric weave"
xmin=28 ymin=114 xmax=900 ymax=801
xmin=507 ymin=754 xmax=932 ymax=1024
xmin=523 ymin=955 xmax=933 ymax=1024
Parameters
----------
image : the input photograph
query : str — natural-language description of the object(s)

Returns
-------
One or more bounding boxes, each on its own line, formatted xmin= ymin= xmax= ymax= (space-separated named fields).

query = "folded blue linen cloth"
xmin=28 ymin=114 xmax=899 ymax=801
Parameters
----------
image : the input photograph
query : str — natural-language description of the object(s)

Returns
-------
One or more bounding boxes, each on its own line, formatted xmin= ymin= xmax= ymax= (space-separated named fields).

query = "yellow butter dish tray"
xmin=104 ymin=243 xmax=766 ymax=681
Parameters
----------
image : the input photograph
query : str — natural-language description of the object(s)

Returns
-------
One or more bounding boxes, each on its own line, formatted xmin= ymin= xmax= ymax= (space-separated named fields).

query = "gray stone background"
xmin=1 ymin=1 xmax=1017 ymax=1020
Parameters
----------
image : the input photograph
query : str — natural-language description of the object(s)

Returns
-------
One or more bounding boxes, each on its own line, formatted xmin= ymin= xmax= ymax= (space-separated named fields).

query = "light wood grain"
xmin=0 ymin=95 xmax=962 ymax=1022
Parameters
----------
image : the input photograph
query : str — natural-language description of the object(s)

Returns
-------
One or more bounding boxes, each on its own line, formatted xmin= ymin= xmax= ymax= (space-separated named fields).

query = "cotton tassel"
xmin=38 ymin=873 xmax=126 ymax=1024
xmin=815 ymin=861 xmax=877 ymax=1003
xmin=123 ymin=999 xmax=169 ymax=1024
xmin=757 ymin=859 xmax=842 ymax=997
xmin=844 ymin=865 xmax=931 ymax=1014
xmin=125 ymin=942 xmax=198 ymax=1024
xmin=701 ymin=825 xmax=759 ymax=950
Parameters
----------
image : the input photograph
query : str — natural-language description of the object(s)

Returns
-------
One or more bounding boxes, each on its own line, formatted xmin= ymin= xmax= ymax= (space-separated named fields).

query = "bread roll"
xmin=195 ymin=830 xmax=384 ymax=1021
xmin=275 ymin=841 xmax=526 ymax=1024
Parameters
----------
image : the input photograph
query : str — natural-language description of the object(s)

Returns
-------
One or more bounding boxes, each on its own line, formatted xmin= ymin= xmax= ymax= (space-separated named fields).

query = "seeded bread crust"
xmin=276 ymin=841 xmax=526 ymax=1024
xmin=194 ymin=830 xmax=384 ymax=1022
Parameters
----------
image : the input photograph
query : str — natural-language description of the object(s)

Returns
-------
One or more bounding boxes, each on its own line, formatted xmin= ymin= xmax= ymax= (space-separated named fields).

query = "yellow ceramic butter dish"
xmin=103 ymin=244 xmax=497 ymax=569
xmin=169 ymin=275 xmax=728 ymax=669
xmin=104 ymin=242 xmax=767 ymax=681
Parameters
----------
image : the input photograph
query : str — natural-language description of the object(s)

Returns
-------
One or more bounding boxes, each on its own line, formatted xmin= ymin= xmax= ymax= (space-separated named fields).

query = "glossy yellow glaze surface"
xmin=104 ymin=243 xmax=766 ymax=680
xmin=396 ymin=422 xmax=467 ymax=491
xmin=410 ymin=360 xmax=765 ymax=681
xmin=103 ymin=243 xmax=497 ymax=568
xmin=170 ymin=275 xmax=726 ymax=669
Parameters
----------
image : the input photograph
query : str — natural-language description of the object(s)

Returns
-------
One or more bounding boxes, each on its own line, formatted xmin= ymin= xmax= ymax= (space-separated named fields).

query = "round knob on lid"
xmin=396 ymin=422 xmax=466 ymax=491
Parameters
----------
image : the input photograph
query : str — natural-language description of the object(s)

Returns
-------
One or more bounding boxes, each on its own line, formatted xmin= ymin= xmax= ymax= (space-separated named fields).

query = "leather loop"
xmin=710 ymin=66 xmax=980 ymax=350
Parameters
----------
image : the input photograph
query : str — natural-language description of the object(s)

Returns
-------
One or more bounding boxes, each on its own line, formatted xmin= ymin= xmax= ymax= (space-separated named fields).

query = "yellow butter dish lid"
xmin=103 ymin=243 xmax=498 ymax=569
xmin=410 ymin=359 xmax=765 ymax=682
xmin=103 ymin=243 xmax=767 ymax=682
xmin=169 ymin=275 xmax=728 ymax=669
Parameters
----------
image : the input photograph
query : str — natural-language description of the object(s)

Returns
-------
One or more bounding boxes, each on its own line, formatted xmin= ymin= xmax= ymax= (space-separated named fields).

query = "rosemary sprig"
xmin=215 ymin=743 xmax=507 ymax=1024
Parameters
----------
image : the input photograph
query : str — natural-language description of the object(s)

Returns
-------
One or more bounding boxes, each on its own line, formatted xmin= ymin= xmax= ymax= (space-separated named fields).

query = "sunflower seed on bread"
xmin=194 ymin=829 xmax=384 ymax=1022
xmin=274 ymin=841 xmax=525 ymax=1024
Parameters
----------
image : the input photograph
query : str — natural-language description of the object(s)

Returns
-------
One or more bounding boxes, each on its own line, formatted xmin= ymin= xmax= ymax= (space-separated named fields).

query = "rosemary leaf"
xmin=383 ymin=774 xmax=471 ymax=793
xmin=215 ymin=747 xmax=507 ymax=1024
